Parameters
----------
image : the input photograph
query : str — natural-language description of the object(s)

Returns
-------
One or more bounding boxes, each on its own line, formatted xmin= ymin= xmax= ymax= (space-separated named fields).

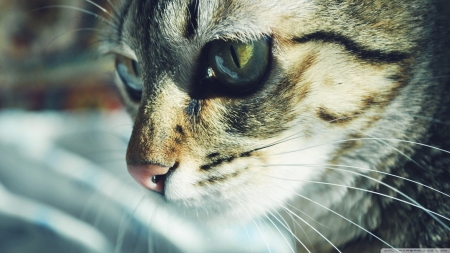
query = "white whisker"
xmin=280 ymin=208 xmax=314 ymax=253
xmin=45 ymin=28 xmax=104 ymax=52
xmin=276 ymin=185 xmax=401 ymax=253
xmin=278 ymin=203 xmax=340 ymax=253
xmin=29 ymin=5 xmax=115 ymax=26
xmin=114 ymin=194 xmax=146 ymax=253
xmin=257 ymin=216 xmax=276 ymax=251
xmin=262 ymin=163 xmax=450 ymax=230
xmin=273 ymin=208 xmax=301 ymax=252
xmin=361 ymin=131 xmax=428 ymax=171
xmin=85 ymin=0 xmax=110 ymax=15
xmin=236 ymin=201 xmax=272 ymax=253
xmin=272 ymin=137 xmax=450 ymax=156
xmin=260 ymin=192 xmax=338 ymax=253
xmin=268 ymin=162 xmax=450 ymax=198
xmin=105 ymin=0 xmax=120 ymax=15
xmin=263 ymin=210 xmax=296 ymax=253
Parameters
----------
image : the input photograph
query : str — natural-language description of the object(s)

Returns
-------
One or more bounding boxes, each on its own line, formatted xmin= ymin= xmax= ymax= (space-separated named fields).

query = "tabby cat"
xmin=99 ymin=0 xmax=450 ymax=252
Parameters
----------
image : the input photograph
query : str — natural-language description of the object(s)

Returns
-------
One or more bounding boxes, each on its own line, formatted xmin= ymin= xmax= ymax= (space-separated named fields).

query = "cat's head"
xmin=101 ymin=0 xmax=444 ymax=223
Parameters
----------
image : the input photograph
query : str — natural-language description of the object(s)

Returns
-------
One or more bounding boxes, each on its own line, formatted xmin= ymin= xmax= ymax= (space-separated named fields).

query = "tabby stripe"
xmin=117 ymin=0 xmax=132 ymax=43
xmin=186 ymin=0 xmax=199 ymax=38
xmin=293 ymin=32 xmax=410 ymax=63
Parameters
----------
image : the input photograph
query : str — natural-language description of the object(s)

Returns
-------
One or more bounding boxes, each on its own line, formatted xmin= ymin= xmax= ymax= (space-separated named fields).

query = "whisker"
xmin=273 ymin=209 xmax=302 ymax=253
xmin=263 ymin=211 xmax=296 ymax=253
xmin=276 ymin=202 xmax=341 ymax=253
xmin=237 ymin=184 xmax=300 ymax=252
xmin=77 ymin=172 xmax=125 ymax=223
xmin=146 ymin=199 xmax=160 ymax=253
xmin=257 ymin=216 xmax=277 ymax=252
xmin=276 ymin=185 xmax=401 ymax=253
xmin=264 ymin=162 xmax=450 ymax=198
xmin=114 ymin=194 xmax=146 ymax=253
xmin=104 ymin=0 xmax=121 ymax=16
xmin=236 ymin=201 xmax=272 ymax=253
xmin=249 ymin=110 xmax=450 ymax=157
xmin=271 ymin=137 xmax=450 ymax=156
xmin=225 ymin=190 xmax=257 ymax=251
xmin=85 ymin=0 xmax=111 ymax=15
xmin=360 ymin=131 xmax=428 ymax=171
xmin=75 ymin=38 xmax=116 ymax=56
xmin=257 ymin=189 xmax=341 ymax=252
xmin=45 ymin=28 xmax=104 ymax=53
xmin=275 ymin=193 xmax=335 ymax=231
xmin=252 ymin=114 xmax=358 ymax=153
xmin=29 ymin=5 xmax=116 ymax=26
xmin=361 ymin=138 xmax=450 ymax=154
xmin=233 ymin=200 xmax=254 ymax=250
xmin=93 ymin=184 xmax=129 ymax=228
xmin=261 ymin=163 xmax=450 ymax=230
xmin=272 ymin=164 xmax=450 ymax=200
xmin=269 ymin=174 xmax=449 ymax=220
xmin=279 ymin=207 xmax=315 ymax=253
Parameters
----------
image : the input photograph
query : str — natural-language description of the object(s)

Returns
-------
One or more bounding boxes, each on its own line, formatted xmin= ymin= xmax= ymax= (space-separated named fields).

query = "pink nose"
xmin=127 ymin=164 xmax=170 ymax=193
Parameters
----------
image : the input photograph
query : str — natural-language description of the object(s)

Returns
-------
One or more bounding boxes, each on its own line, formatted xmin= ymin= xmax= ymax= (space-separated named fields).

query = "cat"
xmin=97 ymin=0 xmax=450 ymax=252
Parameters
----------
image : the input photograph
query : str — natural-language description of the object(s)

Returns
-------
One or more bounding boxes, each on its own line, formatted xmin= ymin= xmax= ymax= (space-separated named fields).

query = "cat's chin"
xmin=164 ymin=198 xmax=264 ymax=226
xmin=161 ymin=178 xmax=314 ymax=227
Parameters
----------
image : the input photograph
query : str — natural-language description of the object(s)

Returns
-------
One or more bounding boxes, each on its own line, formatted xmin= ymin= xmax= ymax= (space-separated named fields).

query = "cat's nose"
xmin=127 ymin=164 xmax=170 ymax=193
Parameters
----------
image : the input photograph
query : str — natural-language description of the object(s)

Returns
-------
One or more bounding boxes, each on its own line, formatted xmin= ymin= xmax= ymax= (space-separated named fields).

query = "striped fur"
xmin=101 ymin=0 xmax=450 ymax=251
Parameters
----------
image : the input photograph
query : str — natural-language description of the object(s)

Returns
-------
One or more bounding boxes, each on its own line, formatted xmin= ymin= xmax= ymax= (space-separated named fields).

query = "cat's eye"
xmin=115 ymin=55 xmax=143 ymax=101
xmin=207 ymin=38 xmax=270 ymax=93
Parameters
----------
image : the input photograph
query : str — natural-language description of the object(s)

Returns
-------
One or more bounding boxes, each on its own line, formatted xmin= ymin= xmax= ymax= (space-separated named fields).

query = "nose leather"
xmin=127 ymin=164 xmax=170 ymax=193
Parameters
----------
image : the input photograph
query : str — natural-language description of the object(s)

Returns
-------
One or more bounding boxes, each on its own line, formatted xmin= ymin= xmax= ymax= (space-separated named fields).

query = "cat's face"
xmin=102 ymin=0 xmax=435 ymax=224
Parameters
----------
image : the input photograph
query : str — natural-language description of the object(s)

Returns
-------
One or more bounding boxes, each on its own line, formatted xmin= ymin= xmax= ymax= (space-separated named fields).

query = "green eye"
xmin=207 ymin=38 xmax=270 ymax=93
xmin=115 ymin=55 xmax=143 ymax=102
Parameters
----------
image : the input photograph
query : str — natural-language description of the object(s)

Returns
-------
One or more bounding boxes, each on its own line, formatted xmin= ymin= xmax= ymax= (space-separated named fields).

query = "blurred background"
xmin=0 ymin=0 xmax=292 ymax=252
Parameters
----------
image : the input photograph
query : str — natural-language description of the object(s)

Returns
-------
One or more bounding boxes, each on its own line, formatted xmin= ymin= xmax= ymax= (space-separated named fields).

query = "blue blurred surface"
xmin=0 ymin=110 xmax=293 ymax=253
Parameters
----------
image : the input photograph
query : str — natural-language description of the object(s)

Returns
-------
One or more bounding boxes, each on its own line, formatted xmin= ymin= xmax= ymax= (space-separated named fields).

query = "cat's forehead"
xmin=122 ymin=0 xmax=311 ymax=48
xmin=112 ymin=0 xmax=425 ymax=58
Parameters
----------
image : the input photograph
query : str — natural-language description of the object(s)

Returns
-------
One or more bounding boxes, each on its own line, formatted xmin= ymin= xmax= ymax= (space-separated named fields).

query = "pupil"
xmin=229 ymin=45 xmax=241 ymax=68
xmin=131 ymin=60 xmax=140 ymax=77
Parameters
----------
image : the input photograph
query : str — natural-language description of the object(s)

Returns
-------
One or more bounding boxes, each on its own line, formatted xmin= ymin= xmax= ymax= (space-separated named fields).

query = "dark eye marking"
xmin=186 ymin=99 xmax=202 ymax=117
xmin=186 ymin=0 xmax=199 ymax=38
xmin=116 ymin=0 xmax=133 ymax=42
xmin=293 ymin=32 xmax=410 ymax=63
